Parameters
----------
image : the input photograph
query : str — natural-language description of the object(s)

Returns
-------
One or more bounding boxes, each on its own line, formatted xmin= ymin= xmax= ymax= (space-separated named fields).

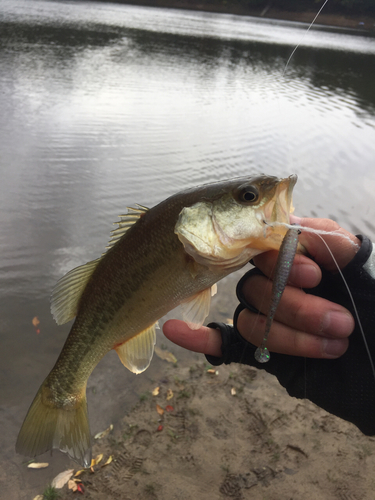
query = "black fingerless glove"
xmin=206 ymin=235 xmax=375 ymax=435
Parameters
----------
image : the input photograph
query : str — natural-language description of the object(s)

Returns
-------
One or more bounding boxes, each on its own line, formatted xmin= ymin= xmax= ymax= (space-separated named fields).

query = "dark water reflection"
xmin=1 ymin=1 xmax=375 ymax=497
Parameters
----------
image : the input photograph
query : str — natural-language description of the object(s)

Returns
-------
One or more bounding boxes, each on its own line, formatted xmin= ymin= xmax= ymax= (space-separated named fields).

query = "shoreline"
xmin=101 ymin=0 xmax=375 ymax=32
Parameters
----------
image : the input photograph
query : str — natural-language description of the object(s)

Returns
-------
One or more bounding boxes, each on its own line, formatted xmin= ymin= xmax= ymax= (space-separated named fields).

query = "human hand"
xmin=164 ymin=219 xmax=375 ymax=435
xmin=163 ymin=217 xmax=359 ymax=360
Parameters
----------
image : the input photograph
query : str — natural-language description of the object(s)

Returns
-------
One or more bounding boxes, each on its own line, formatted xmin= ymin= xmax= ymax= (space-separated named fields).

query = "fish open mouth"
xmin=263 ymin=174 xmax=297 ymax=226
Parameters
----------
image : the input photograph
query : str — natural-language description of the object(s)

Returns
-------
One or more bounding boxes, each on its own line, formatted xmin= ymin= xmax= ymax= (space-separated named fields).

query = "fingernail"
xmin=321 ymin=311 xmax=354 ymax=336
xmin=290 ymin=215 xmax=302 ymax=224
xmin=322 ymin=339 xmax=347 ymax=358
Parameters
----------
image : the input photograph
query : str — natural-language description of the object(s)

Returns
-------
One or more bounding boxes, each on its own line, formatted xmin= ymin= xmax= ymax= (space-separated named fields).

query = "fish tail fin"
xmin=16 ymin=380 xmax=92 ymax=467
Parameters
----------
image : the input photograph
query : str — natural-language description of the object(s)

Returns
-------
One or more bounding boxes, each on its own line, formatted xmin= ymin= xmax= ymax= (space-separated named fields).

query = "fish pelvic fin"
xmin=16 ymin=381 xmax=92 ymax=468
xmin=180 ymin=285 xmax=217 ymax=330
xmin=115 ymin=323 xmax=157 ymax=374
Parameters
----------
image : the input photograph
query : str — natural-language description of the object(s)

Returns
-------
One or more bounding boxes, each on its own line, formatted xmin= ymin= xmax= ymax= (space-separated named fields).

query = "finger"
xmin=236 ymin=308 xmax=349 ymax=359
xmin=163 ymin=319 xmax=222 ymax=357
xmin=290 ymin=216 xmax=360 ymax=271
xmin=253 ymin=251 xmax=322 ymax=288
xmin=241 ymin=275 xmax=355 ymax=339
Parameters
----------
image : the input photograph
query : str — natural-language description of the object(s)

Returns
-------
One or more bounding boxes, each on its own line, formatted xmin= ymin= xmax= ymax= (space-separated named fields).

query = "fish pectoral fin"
xmin=50 ymin=258 xmax=100 ymax=325
xmin=180 ymin=285 xmax=216 ymax=330
xmin=115 ymin=323 xmax=157 ymax=374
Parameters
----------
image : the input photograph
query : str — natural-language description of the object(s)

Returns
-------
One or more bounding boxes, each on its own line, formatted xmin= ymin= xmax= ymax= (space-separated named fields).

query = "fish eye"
xmin=236 ymin=185 xmax=259 ymax=204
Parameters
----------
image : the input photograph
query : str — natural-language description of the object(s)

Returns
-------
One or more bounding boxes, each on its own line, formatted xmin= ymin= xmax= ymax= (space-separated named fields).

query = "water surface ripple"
xmin=0 ymin=2 xmax=375 ymax=497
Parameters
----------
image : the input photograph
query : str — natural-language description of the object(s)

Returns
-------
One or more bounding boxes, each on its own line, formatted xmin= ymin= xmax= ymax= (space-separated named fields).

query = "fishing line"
xmin=283 ymin=0 xmax=330 ymax=76
xmin=263 ymin=0 xmax=375 ymax=404
xmin=271 ymin=221 xmax=360 ymax=251
xmin=313 ymin=233 xmax=375 ymax=382
xmin=270 ymin=221 xmax=375 ymax=383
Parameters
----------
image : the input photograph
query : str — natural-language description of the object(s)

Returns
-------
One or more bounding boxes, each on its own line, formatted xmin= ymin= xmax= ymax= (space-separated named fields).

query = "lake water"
xmin=1 ymin=0 xmax=375 ymax=497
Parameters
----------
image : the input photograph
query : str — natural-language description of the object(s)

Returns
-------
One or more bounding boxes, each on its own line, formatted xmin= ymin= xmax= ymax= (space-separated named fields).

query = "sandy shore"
xmin=57 ymin=356 xmax=375 ymax=500
xmin=8 ymin=272 xmax=375 ymax=499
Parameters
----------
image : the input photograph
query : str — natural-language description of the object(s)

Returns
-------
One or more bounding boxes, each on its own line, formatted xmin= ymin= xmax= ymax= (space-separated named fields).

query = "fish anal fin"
xmin=180 ymin=285 xmax=216 ymax=330
xmin=51 ymin=258 xmax=100 ymax=325
xmin=16 ymin=381 xmax=91 ymax=468
xmin=115 ymin=323 xmax=157 ymax=374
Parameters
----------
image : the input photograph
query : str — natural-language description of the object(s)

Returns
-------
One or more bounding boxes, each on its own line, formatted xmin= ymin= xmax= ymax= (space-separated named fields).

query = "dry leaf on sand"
xmin=32 ymin=317 xmax=40 ymax=327
xmin=156 ymin=404 xmax=164 ymax=415
xmin=154 ymin=345 xmax=177 ymax=364
xmin=152 ymin=386 xmax=160 ymax=396
xmin=27 ymin=462 xmax=49 ymax=469
xmin=93 ymin=453 xmax=103 ymax=465
xmin=68 ymin=479 xmax=78 ymax=492
xmin=102 ymin=455 xmax=113 ymax=467
xmin=94 ymin=424 xmax=113 ymax=440
xmin=51 ymin=469 xmax=74 ymax=488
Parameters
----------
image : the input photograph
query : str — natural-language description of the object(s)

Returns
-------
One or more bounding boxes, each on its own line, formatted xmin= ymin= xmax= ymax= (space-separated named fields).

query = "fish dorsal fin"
xmin=115 ymin=323 xmax=157 ymax=374
xmin=180 ymin=284 xmax=217 ymax=330
xmin=105 ymin=205 xmax=149 ymax=253
xmin=51 ymin=258 xmax=100 ymax=325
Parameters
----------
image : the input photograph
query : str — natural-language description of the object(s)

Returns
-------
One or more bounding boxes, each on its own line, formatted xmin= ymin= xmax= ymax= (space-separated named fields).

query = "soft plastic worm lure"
xmin=255 ymin=227 xmax=300 ymax=363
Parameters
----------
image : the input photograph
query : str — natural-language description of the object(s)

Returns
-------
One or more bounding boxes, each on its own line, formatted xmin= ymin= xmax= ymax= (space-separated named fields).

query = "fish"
xmin=16 ymin=174 xmax=297 ymax=466
xmin=254 ymin=226 xmax=300 ymax=363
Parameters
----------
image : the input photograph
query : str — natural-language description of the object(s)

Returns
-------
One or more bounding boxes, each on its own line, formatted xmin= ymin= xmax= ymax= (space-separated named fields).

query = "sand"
xmin=8 ymin=271 xmax=375 ymax=500
xmin=53 ymin=357 xmax=375 ymax=500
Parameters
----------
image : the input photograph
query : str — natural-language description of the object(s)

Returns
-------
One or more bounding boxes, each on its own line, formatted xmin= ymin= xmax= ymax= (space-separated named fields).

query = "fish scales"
xmin=16 ymin=174 xmax=297 ymax=466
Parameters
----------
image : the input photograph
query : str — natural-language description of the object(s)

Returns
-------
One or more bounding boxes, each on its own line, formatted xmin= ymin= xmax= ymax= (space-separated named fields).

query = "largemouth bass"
xmin=16 ymin=174 xmax=297 ymax=466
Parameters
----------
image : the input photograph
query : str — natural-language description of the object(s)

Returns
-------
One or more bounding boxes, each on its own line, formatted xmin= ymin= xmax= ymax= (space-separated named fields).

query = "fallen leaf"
xmin=32 ymin=317 xmax=40 ymax=327
xmin=94 ymin=453 xmax=103 ymax=465
xmin=156 ymin=404 xmax=164 ymax=415
xmin=152 ymin=386 xmax=160 ymax=396
xmin=231 ymin=387 xmax=237 ymax=396
xmin=74 ymin=469 xmax=85 ymax=477
xmin=27 ymin=462 xmax=49 ymax=469
xmin=166 ymin=405 xmax=174 ymax=412
xmin=76 ymin=483 xmax=85 ymax=494
xmin=51 ymin=469 xmax=74 ymax=489
xmin=207 ymin=369 xmax=216 ymax=374
xmin=166 ymin=388 xmax=173 ymax=401
xmin=157 ymin=424 xmax=163 ymax=432
xmin=154 ymin=345 xmax=177 ymax=364
xmin=32 ymin=316 xmax=41 ymax=334
xmin=102 ymin=455 xmax=113 ymax=467
xmin=33 ymin=496 xmax=43 ymax=500
xmin=94 ymin=424 xmax=113 ymax=440
xmin=68 ymin=479 xmax=78 ymax=492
